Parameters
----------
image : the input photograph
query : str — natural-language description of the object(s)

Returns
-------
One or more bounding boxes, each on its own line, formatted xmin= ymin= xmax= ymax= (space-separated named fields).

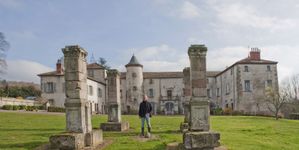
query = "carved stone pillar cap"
xmin=188 ymin=44 xmax=207 ymax=57
xmin=107 ymin=69 xmax=120 ymax=76
xmin=62 ymin=45 xmax=88 ymax=57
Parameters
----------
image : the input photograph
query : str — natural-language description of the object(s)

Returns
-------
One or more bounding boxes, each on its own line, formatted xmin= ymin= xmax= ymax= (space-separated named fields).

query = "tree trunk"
xmin=275 ymin=111 xmax=279 ymax=120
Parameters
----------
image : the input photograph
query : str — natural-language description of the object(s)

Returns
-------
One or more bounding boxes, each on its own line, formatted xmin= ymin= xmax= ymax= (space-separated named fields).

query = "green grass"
xmin=0 ymin=112 xmax=299 ymax=150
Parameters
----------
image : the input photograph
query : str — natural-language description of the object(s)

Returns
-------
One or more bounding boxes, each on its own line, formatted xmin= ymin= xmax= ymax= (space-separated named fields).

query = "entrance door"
xmin=165 ymin=102 xmax=174 ymax=115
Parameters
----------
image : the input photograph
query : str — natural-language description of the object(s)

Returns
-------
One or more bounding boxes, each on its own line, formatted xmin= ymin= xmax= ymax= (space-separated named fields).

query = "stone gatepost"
xmin=100 ymin=69 xmax=129 ymax=131
xmin=180 ymin=67 xmax=191 ymax=132
xmin=183 ymin=45 xmax=220 ymax=150
xmin=49 ymin=45 xmax=103 ymax=150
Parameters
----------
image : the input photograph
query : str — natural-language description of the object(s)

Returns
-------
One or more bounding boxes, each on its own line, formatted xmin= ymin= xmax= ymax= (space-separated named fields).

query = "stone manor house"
xmin=38 ymin=48 xmax=278 ymax=115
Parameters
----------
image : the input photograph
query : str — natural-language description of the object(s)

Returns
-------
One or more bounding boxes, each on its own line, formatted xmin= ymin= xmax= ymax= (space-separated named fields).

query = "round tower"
xmin=125 ymin=54 xmax=143 ymax=113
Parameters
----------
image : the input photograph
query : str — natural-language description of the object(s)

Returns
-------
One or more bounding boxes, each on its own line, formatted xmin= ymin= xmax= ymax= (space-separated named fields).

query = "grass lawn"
xmin=0 ymin=112 xmax=299 ymax=150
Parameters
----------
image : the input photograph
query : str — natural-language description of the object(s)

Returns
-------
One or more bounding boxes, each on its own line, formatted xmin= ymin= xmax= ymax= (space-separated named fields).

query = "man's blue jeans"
xmin=141 ymin=113 xmax=151 ymax=128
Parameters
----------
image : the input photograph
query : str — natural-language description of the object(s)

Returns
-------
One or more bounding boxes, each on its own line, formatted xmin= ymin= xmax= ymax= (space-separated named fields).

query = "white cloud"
xmin=1 ymin=60 xmax=53 ymax=83
xmin=179 ymin=1 xmax=200 ymax=19
xmin=208 ymin=45 xmax=299 ymax=82
xmin=213 ymin=3 xmax=297 ymax=31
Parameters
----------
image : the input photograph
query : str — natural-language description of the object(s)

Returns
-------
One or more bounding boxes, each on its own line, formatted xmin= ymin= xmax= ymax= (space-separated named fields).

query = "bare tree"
xmin=290 ymin=74 xmax=299 ymax=101
xmin=0 ymin=32 xmax=10 ymax=74
xmin=265 ymin=86 xmax=290 ymax=120
xmin=97 ymin=57 xmax=110 ymax=70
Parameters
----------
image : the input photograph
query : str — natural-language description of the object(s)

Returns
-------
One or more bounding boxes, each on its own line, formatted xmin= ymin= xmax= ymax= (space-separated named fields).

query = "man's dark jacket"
xmin=139 ymin=101 xmax=152 ymax=117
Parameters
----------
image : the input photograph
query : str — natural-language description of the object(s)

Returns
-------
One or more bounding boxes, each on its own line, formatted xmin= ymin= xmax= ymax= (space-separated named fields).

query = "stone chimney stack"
xmin=56 ymin=59 xmax=63 ymax=74
xmin=249 ymin=48 xmax=261 ymax=60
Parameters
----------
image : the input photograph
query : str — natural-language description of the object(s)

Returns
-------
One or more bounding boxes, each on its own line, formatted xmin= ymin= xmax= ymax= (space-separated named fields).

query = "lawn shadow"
xmin=0 ymin=141 xmax=46 ymax=149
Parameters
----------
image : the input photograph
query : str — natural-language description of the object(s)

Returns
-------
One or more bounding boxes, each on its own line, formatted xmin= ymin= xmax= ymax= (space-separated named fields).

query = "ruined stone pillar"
xmin=100 ymin=69 xmax=129 ymax=131
xmin=107 ymin=69 xmax=121 ymax=122
xmin=49 ymin=45 xmax=103 ymax=149
xmin=63 ymin=45 xmax=91 ymax=133
xmin=180 ymin=67 xmax=191 ymax=132
xmin=183 ymin=45 xmax=220 ymax=150
xmin=183 ymin=67 xmax=191 ymax=123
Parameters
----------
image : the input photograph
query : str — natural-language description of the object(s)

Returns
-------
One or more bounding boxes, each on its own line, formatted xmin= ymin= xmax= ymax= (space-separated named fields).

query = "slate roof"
xmin=120 ymin=71 xmax=220 ymax=79
xmin=125 ymin=55 xmax=143 ymax=67
xmin=87 ymin=63 xmax=104 ymax=69
xmin=216 ymin=57 xmax=278 ymax=76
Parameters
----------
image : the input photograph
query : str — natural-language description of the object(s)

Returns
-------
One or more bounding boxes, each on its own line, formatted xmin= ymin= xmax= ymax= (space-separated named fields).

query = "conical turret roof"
xmin=125 ymin=54 xmax=143 ymax=67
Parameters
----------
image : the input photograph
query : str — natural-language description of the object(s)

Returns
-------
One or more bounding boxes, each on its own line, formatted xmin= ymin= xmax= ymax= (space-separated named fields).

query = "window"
xmin=44 ymin=82 xmax=55 ymax=93
xmin=149 ymin=79 xmax=154 ymax=84
xmin=231 ymin=103 xmax=234 ymax=110
xmin=244 ymin=80 xmax=251 ymax=92
xmin=217 ymin=88 xmax=220 ymax=97
xmin=267 ymin=65 xmax=271 ymax=72
xmin=167 ymin=90 xmax=172 ymax=99
xmin=133 ymin=86 xmax=137 ymax=91
xmin=207 ymin=89 xmax=211 ymax=98
xmin=88 ymin=70 xmax=94 ymax=77
xmin=244 ymin=66 xmax=249 ymax=72
xmin=98 ymin=88 xmax=102 ymax=98
xmin=120 ymin=90 xmax=122 ymax=98
xmin=207 ymin=78 xmax=209 ymax=84
xmin=226 ymin=83 xmax=230 ymax=95
xmin=89 ymin=85 xmax=93 ymax=96
xmin=132 ymin=72 xmax=137 ymax=78
xmin=148 ymin=89 xmax=154 ymax=97
xmin=230 ymin=69 xmax=233 ymax=75
xmin=266 ymin=80 xmax=273 ymax=87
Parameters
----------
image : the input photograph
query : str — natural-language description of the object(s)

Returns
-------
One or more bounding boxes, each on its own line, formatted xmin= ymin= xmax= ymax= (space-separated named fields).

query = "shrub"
xmin=19 ymin=105 xmax=26 ymax=110
xmin=2 ymin=105 xmax=13 ymax=110
xmin=48 ymin=106 xmax=65 ymax=112
xmin=223 ymin=108 xmax=233 ymax=115
xmin=25 ymin=106 xmax=38 ymax=111
xmin=13 ymin=105 xmax=20 ymax=110
xmin=37 ymin=105 xmax=45 ymax=110
xmin=289 ymin=113 xmax=299 ymax=120
xmin=211 ymin=108 xmax=223 ymax=115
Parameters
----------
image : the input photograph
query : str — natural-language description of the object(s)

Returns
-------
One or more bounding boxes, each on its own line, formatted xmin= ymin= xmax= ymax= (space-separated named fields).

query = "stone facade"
xmin=38 ymin=60 xmax=106 ymax=114
xmin=39 ymin=47 xmax=278 ymax=115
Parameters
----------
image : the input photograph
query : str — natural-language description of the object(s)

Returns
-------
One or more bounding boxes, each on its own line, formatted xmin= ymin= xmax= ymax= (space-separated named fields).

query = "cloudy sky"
xmin=1 ymin=0 xmax=299 ymax=83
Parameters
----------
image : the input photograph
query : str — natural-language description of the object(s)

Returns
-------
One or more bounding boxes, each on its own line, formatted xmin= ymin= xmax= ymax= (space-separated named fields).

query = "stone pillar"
xmin=180 ymin=67 xmax=191 ymax=132
xmin=63 ymin=45 xmax=91 ymax=133
xmin=100 ymin=69 xmax=129 ymax=131
xmin=183 ymin=45 xmax=220 ymax=150
xmin=49 ymin=45 xmax=103 ymax=149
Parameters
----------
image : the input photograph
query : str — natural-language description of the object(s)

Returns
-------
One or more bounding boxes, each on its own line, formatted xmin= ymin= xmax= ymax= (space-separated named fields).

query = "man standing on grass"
xmin=138 ymin=94 xmax=152 ymax=137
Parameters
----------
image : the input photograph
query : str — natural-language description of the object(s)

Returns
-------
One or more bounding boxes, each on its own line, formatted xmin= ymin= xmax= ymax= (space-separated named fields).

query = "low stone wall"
xmin=0 ymin=97 xmax=40 ymax=107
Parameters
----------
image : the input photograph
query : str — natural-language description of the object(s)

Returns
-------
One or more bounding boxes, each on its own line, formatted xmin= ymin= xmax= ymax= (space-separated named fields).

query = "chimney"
xmin=249 ymin=48 xmax=261 ymax=60
xmin=56 ymin=59 xmax=63 ymax=74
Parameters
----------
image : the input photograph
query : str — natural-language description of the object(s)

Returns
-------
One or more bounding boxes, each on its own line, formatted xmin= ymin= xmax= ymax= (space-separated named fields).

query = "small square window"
xmin=244 ymin=66 xmax=249 ymax=72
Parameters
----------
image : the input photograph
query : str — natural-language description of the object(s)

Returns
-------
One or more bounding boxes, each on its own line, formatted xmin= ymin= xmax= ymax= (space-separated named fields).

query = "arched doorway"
xmin=165 ymin=102 xmax=174 ymax=115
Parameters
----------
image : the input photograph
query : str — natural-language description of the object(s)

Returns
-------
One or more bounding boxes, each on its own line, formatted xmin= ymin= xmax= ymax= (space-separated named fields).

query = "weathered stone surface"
xmin=49 ymin=133 xmax=85 ymax=150
xmin=100 ymin=122 xmax=129 ymax=131
xmin=180 ymin=122 xmax=189 ymax=133
xmin=183 ymin=131 xmax=220 ymax=150
xmin=108 ymin=103 xmax=121 ymax=123
xmin=189 ymin=100 xmax=210 ymax=131
xmin=85 ymin=129 xmax=103 ymax=147
xmin=183 ymin=102 xmax=190 ymax=123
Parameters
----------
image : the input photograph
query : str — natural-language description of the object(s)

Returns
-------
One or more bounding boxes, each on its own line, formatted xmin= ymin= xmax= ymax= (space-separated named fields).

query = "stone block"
xmin=108 ymin=103 xmax=121 ymax=122
xmin=85 ymin=129 xmax=103 ymax=147
xmin=183 ymin=131 xmax=220 ymax=150
xmin=180 ymin=122 xmax=189 ymax=133
xmin=100 ymin=122 xmax=129 ymax=131
xmin=49 ymin=133 xmax=85 ymax=150
xmin=189 ymin=100 xmax=210 ymax=131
